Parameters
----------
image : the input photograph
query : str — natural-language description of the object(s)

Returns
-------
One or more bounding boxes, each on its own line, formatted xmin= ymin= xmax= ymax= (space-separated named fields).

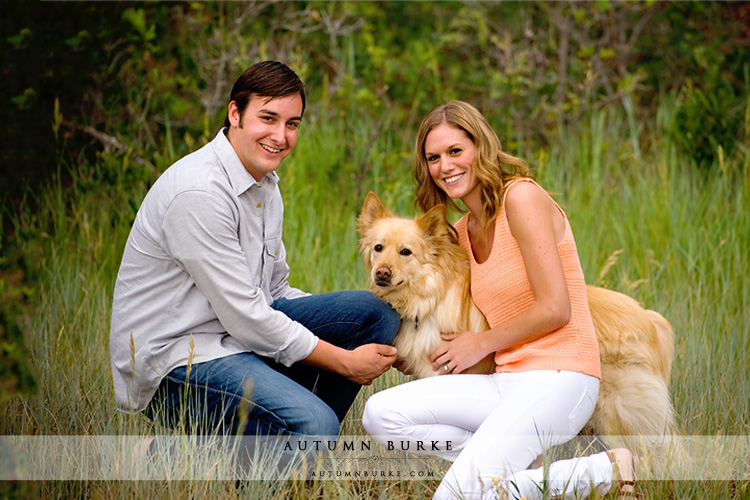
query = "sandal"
xmin=606 ymin=448 xmax=639 ymax=499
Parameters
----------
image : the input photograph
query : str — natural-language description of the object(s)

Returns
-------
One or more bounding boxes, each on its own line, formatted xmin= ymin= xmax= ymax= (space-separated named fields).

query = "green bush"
xmin=2 ymin=3 xmax=749 ymax=496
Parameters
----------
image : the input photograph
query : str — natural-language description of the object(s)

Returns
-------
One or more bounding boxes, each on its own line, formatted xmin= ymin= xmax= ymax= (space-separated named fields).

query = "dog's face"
xmin=357 ymin=192 xmax=453 ymax=300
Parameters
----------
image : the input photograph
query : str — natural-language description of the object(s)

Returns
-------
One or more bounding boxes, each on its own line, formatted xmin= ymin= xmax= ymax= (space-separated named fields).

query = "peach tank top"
xmin=455 ymin=178 xmax=600 ymax=379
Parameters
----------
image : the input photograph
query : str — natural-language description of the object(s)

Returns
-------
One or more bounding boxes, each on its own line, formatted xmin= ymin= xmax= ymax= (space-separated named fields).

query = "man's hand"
xmin=303 ymin=340 xmax=397 ymax=385
xmin=342 ymin=344 xmax=398 ymax=385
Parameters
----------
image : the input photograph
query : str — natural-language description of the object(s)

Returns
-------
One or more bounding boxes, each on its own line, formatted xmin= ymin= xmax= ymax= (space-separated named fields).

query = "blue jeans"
xmin=144 ymin=291 xmax=400 ymax=436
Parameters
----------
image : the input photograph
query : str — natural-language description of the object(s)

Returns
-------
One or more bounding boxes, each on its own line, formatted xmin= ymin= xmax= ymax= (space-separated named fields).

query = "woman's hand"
xmin=429 ymin=331 xmax=488 ymax=374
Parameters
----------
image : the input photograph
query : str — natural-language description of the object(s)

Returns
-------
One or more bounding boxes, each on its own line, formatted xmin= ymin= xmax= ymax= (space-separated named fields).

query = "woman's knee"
xmin=362 ymin=390 xmax=397 ymax=440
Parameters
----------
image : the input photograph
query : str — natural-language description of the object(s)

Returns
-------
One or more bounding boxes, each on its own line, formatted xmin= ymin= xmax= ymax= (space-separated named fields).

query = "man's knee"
xmin=291 ymin=403 xmax=340 ymax=436
xmin=359 ymin=292 xmax=401 ymax=345
xmin=236 ymin=397 xmax=340 ymax=436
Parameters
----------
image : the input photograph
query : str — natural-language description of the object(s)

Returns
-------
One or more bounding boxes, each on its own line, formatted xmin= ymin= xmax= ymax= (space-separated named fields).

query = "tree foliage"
xmin=1 ymin=1 xmax=749 ymax=400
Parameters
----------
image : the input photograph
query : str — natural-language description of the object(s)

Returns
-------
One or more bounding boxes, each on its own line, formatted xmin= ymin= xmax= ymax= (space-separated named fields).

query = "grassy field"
xmin=1 ymin=98 xmax=749 ymax=499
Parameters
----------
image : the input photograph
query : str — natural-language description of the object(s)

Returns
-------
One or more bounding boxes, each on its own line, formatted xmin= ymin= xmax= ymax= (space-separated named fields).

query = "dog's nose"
xmin=375 ymin=266 xmax=392 ymax=281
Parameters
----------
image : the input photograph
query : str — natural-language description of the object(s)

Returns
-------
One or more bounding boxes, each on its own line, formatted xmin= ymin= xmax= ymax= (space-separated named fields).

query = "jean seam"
xmin=306 ymin=320 xmax=362 ymax=332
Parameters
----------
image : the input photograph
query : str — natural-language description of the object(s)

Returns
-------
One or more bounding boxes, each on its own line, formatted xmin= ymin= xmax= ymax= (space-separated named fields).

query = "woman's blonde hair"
xmin=412 ymin=100 xmax=530 ymax=229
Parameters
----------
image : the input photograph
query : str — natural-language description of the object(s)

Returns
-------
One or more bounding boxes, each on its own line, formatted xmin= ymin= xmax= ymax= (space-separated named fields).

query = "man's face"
xmin=226 ymin=93 xmax=303 ymax=181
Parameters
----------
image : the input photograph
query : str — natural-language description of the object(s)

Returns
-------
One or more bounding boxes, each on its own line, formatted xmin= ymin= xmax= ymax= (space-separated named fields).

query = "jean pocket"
xmin=568 ymin=386 xmax=596 ymax=434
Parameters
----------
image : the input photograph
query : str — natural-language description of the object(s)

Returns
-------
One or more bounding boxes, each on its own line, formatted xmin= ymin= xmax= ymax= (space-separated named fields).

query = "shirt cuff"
xmin=274 ymin=325 xmax=319 ymax=367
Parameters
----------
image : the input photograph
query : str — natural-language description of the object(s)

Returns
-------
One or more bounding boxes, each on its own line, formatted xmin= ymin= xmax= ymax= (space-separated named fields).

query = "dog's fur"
xmin=358 ymin=191 xmax=678 ymax=458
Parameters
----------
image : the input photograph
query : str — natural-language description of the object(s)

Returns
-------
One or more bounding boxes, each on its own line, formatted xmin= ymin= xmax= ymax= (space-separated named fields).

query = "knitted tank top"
xmin=455 ymin=178 xmax=601 ymax=379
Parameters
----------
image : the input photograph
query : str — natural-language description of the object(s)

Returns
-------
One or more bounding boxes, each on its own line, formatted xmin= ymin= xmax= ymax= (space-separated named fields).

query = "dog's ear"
xmin=358 ymin=192 xmax=392 ymax=233
xmin=416 ymin=204 xmax=451 ymax=239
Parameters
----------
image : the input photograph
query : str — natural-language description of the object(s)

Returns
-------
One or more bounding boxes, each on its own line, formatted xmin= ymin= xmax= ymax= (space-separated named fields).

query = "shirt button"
xmin=257 ymin=203 xmax=262 ymax=208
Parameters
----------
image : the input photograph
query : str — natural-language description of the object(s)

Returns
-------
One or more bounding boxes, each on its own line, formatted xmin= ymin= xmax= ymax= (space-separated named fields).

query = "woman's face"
xmin=424 ymin=122 xmax=481 ymax=204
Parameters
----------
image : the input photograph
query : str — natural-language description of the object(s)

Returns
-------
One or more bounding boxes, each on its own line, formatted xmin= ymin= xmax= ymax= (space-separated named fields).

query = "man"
xmin=110 ymin=61 xmax=400 ymax=437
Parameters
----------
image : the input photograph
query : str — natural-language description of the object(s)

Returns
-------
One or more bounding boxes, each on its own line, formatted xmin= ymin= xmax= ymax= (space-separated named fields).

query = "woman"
xmin=363 ymin=101 xmax=636 ymax=499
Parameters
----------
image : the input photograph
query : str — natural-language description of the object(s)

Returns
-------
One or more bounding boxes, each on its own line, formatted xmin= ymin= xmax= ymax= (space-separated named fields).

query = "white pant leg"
xmin=433 ymin=371 xmax=600 ymax=500
xmin=501 ymin=451 xmax=614 ymax=500
xmin=363 ymin=373 xmax=504 ymax=462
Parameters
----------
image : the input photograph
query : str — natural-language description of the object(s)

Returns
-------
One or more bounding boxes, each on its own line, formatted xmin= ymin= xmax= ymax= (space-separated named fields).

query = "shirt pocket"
xmin=261 ymin=236 xmax=281 ymax=288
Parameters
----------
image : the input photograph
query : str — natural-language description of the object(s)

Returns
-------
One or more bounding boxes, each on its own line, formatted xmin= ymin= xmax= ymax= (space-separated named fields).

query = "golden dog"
xmin=358 ymin=191 xmax=678 ymax=460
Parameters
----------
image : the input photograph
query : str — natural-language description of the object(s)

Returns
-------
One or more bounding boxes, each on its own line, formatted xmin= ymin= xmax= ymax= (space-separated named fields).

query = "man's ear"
xmin=227 ymin=101 xmax=241 ymax=128
xmin=358 ymin=192 xmax=392 ymax=234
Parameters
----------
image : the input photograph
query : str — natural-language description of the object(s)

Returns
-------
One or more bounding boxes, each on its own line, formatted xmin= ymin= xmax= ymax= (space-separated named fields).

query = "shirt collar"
xmin=211 ymin=128 xmax=280 ymax=196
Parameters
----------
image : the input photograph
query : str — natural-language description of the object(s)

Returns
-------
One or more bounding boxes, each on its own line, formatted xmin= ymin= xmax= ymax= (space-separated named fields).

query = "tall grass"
xmin=2 ymin=99 xmax=748 ymax=499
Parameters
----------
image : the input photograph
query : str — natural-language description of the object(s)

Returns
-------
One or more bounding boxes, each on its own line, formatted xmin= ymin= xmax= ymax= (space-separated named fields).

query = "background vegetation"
xmin=2 ymin=1 xmax=749 ymax=499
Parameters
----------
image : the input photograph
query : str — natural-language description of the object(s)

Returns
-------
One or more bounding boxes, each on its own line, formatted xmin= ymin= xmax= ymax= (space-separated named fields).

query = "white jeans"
xmin=363 ymin=370 xmax=614 ymax=500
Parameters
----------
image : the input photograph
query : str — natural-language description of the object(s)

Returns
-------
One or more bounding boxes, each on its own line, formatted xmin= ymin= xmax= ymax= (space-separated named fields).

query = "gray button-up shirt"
xmin=110 ymin=129 xmax=318 ymax=413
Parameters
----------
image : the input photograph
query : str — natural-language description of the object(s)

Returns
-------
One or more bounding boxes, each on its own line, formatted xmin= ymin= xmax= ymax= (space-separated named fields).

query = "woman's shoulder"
xmin=503 ymin=178 xmax=548 ymax=208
